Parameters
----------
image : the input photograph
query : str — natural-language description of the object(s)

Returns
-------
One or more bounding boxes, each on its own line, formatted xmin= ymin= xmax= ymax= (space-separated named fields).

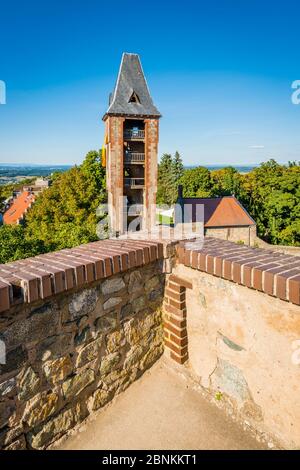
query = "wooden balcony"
xmin=124 ymin=178 xmax=145 ymax=188
xmin=124 ymin=129 xmax=145 ymax=140
xmin=124 ymin=153 xmax=145 ymax=164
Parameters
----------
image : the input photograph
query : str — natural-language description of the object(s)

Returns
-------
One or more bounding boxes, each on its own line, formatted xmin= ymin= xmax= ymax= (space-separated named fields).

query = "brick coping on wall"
xmin=0 ymin=236 xmax=299 ymax=313
xmin=177 ymin=237 xmax=300 ymax=306
xmin=0 ymin=239 xmax=165 ymax=313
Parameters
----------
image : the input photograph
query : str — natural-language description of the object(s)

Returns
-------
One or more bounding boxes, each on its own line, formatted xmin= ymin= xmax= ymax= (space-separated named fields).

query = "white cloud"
xmin=248 ymin=145 xmax=265 ymax=149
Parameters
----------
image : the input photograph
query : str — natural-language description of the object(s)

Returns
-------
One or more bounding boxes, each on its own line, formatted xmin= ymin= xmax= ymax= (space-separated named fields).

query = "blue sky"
xmin=0 ymin=0 xmax=299 ymax=166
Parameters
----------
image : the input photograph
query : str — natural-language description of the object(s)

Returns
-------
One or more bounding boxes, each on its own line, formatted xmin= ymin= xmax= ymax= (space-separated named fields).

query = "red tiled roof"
xmin=3 ymin=191 xmax=35 ymax=225
xmin=181 ymin=196 xmax=255 ymax=227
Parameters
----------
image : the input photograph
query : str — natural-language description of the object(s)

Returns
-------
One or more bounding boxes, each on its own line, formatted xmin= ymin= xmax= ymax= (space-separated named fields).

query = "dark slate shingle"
xmin=104 ymin=53 xmax=161 ymax=118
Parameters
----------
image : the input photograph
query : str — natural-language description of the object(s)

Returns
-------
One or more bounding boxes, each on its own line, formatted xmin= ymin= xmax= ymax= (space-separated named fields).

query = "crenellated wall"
xmin=0 ymin=236 xmax=299 ymax=449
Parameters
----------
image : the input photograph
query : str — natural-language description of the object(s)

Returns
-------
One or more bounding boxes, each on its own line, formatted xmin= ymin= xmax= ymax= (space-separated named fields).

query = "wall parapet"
xmin=1 ymin=235 xmax=300 ymax=449
xmin=0 ymin=240 xmax=165 ymax=313
xmin=0 ymin=250 xmax=167 ymax=449
xmin=177 ymin=237 xmax=300 ymax=305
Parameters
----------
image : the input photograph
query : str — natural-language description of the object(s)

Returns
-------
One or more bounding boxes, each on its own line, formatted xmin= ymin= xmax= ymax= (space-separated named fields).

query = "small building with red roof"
xmin=3 ymin=191 xmax=35 ymax=225
xmin=176 ymin=190 xmax=257 ymax=245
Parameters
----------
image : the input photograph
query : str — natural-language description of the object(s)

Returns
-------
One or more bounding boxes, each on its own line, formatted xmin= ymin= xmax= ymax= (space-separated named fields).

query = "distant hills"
xmin=0 ymin=163 xmax=257 ymax=186
xmin=186 ymin=165 xmax=257 ymax=173
xmin=0 ymin=164 xmax=72 ymax=185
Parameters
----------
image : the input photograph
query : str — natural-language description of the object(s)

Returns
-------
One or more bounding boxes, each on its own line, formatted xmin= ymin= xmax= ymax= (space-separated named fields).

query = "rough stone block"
xmin=22 ymin=391 xmax=60 ymax=427
xmin=75 ymin=338 xmax=102 ymax=368
xmin=62 ymin=369 xmax=95 ymax=400
xmin=106 ymin=331 xmax=125 ymax=354
xmin=36 ymin=333 xmax=72 ymax=361
xmin=145 ymin=275 xmax=159 ymax=292
xmin=0 ymin=425 xmax=23 ymax=448
xmin=94 ymin=313 xmax=118 ymax=334
xmin=124 ymin=345 xmax=143 ymax=370
xmin=132 ymin=296 xmax=146 ymax=313
xmin=128 ymin=271 xmax=143 ymax=293
xmin=0 ymin=377 xmax=16 ymax=397
xmin=120 ymin=304 xmax=132 ymax=320
xmin=4 ymin=435 xmax=26 ymax=450
xmin=101 ymin=277 xmax=125 ymax=295
xmin=0 ymin=401 xmax=15 ymax=428
xmin=123 ymin=319 xmax=141 ymax=345
xmin=28 ymin=402 xmax=85 ymax=449
xmin=89 ymin=388 xmax=111 ymax=411
xmin=74 ymin=326 xmax=90 ymax=346
xmin=100 ymin=353 xmax=120 ymax=376
xmin=0 ymin=303 xmax=59 ymax=350
xmin=0 ymin=346 xmax=28 ymax=375
xmin=69 ymin=288 xmax=98 ymax=319
xmin=140 ymin=344 xmax=163 ymax=370
xmin=103 ymin=297 xmax=122 ymax=310
xmin=43 ymin=356 xmax=73 ymax=384
xmin=18 ymin=366 xmax=40 ymax=401
xmin=148 ymin=288 xmax=162 ymax=302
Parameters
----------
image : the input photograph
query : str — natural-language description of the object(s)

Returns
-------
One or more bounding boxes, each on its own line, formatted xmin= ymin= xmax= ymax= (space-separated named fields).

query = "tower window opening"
xmin=129 ymin=91 xmax=140 ymax=103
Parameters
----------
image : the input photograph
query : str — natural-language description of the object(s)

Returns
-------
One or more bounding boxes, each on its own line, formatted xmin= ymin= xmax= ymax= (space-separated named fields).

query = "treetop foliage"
xmin=157 ymin=157 xmax=300 ymax=246
xmin=0 ymin=151 xmax=298 ymax=265
xmin=0 ymin=150 xmax=106 ymax=263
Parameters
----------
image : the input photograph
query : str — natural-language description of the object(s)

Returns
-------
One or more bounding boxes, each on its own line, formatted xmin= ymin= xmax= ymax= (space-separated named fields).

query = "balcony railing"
xmin=124 ymin=178 xmax=145 ymax=188
xmin=124 ymin=129 xmax=145 ymax=140
xmin=124 ymin=153 xmax=145 ymax=164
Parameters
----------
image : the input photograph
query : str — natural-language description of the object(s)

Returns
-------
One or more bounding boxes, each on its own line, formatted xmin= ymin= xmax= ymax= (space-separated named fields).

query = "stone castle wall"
xmin=0 ymin=241 xmax=167 ymax=449
xmin=163 ymin=238 xmax=300 ymax=449
xmin=170 ymin=263 xmax=300 ymax=448
xmin=0 ymin=236 xmax=299 ymax=449
xmin=205 ymin=225 xmax=257 ymax=246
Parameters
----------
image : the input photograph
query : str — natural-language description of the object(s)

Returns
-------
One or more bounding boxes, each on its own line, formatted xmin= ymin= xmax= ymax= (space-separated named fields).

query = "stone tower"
xmin=103 ymin=53 xmax=161 ymax=236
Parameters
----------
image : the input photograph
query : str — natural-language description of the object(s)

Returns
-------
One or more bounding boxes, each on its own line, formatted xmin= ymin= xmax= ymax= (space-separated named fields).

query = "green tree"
xmin=240 ymin=160 xmax=300 ymax=245
xmin=173 ymin=151 xmax=184 ymax=182
xmin=25 ymin=150 xmax=107 ymax=252
xmin=81 ymin=150 xmax=106 ymax=190
xmin=157 ymin=151 xmax=185 ymax=205
xmin=0 ymin=225 xmax=45 ymax=263
xmin=211 ymin=166 xmax=242 ymax=197
xmin=180 ymin=166 xmax=213 ymax=197
xmin=157 ymin=153 xmax=175 ymax=206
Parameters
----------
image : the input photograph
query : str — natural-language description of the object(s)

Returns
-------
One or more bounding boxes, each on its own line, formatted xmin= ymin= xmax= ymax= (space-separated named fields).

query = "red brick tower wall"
xmin=144 ymin=118 xmax=159 ymax=232
xmin=105 ymin=116 xmax=125 ymax=235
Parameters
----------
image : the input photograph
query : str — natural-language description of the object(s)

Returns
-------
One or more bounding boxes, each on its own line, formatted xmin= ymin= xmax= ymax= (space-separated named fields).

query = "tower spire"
xmin=103 ymin=53 xmax=161 ymax=119
xmin=103 ymin=53 xmax=161 ymax=236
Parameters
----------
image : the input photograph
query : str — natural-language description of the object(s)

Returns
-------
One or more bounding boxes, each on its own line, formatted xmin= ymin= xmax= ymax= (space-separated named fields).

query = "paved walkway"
xmin=58 ymin=359 xmax=265 ymax=450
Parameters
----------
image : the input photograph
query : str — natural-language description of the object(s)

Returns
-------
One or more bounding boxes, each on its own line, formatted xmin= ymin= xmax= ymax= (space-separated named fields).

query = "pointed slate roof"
xmin=104 ymin=53 xmax=161 ymax=119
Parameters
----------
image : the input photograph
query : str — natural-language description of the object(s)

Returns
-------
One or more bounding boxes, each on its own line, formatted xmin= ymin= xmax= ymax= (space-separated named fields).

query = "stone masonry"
xmin=0 ymin=237 xmax=300 ymax=449
xmin=0 ymin=240 xmax=166 ymax=449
